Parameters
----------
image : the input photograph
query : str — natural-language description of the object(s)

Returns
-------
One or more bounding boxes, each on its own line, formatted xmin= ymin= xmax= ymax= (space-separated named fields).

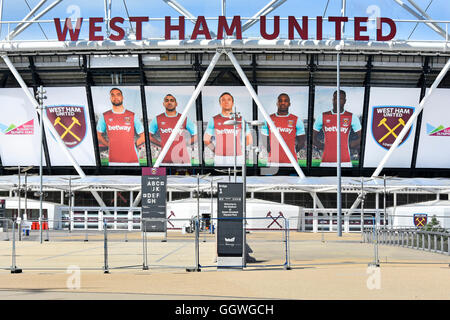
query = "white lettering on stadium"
xmin=108 ymin=125 xmax=131 ymax=132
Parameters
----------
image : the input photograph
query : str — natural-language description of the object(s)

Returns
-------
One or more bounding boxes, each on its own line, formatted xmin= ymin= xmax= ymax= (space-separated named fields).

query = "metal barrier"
xmin=363 ymin=226 xmax=450 ymax=257
xmin=300 ymin=211 xmax=383 ymax=233
xmin=198 ymin=216 xmax=291 ymax=270
xmin=0 ymin=218 xmax=21 ymax=273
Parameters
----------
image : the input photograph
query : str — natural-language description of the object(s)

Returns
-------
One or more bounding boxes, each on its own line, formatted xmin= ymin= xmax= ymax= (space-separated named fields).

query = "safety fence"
xmin=363 ymin=226 xmax=450 ymax=257
xmin=0 ymin=217 xmax=290 ymax=273
xmin=2 ymin=217 xmax=449 ymax=273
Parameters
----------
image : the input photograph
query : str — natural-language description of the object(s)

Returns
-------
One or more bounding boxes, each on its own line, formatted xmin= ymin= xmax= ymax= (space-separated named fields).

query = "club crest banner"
xmin=371 ymin=106 xmax=414 ymax=150
xmin=46 ymin=105 xmax=87 ymax=148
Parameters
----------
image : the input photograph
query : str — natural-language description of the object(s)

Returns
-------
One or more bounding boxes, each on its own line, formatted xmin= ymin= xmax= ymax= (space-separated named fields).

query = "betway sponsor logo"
xmin=277 ymin=127 xmax=293 ymax=134
xmin=108 ymin=124 xmax=131 ymax=132
xmin=216 ymin=128 xmax=240 ymax=135
xmin=324 ymin=126 xmax=349 ymax=134
xmin=160 ymin=128 xmax=173 ymax=134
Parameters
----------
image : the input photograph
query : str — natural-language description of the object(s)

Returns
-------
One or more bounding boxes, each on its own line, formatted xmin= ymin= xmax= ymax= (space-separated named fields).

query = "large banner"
xmin=0 ymin=88 xmax=45 ymax=166
xmin=145 ymin=86 xmax=200 ymax=166
xmin=202 ymin=86 xmax=255 ymax=167
xmin=363 ymin=87 xmax=420 ymax=168
xmin=257 ymin=86 xmax=308 ymax=167
xmin=44 ymin=87 xmax=96 ymax=166
xmin=416 ymin=88 xmax=450 ymax=168
xmin=91 ymin=86 xmax=147 ymax=166
xmin=313 ymin=86 xmax=364 ymax=168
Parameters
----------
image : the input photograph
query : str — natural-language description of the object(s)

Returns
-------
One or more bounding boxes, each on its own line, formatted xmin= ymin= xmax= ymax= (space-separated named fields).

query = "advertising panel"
xmin=363 ymin=87 xmax=420 ymax=168
xmin=257 ymin=86 xmax=308 ymax=167
xmin=313 ymin=86 xmax=364 ymax=168
xmin=416 ymin=88 xmax=450 ymax=168
xmin=0 ymin=88 xmax=45 ymax=166
xmin=91 ymin=86 xmax=146 ymax=166
xmin=43 ymin=87 xmax=96 ymax=166
xmin=202 ymin=86 xmax=254 ymax=167
xmin=145 ymin=86 xmax=199 ymax=166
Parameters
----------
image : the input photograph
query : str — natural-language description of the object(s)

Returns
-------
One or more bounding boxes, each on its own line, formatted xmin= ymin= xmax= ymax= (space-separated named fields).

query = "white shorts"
xmin=320 ymin=162 xmax=353 ymax=168
xmin=214 ymin=155 xmax=244 ymax=166
xmin=108 ymin=162 xmax=140 ymax=166
xmin=266 ymin=162 xmax=295 ymax=167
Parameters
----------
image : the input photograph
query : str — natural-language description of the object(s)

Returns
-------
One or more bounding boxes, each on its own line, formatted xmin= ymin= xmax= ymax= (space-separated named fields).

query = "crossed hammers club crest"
xmin=266 ymin=211 xmax=285 ymax=229
xmin=377 ymin=117 xmax=406 ymax=143
xmin=54 ymin=116 xmax=82 ymax=141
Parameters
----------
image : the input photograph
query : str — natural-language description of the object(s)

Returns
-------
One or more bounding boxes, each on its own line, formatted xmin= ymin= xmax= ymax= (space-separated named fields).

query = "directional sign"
xmin=217 ymin=183 xmax=243 ymax=257
xmin=141 ymin=168 xmax=167 ymax=232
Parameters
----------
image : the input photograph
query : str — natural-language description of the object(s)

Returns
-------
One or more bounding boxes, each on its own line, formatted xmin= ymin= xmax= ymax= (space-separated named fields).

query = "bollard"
xmin=434 ymin=235 xmax=438 ymax=252
xmin=441 ymin=235 xmax=444 ymax=254
xmin=103 ymin=220 xmax=109 ymax=274
xmin=186 ymin=218 xmax=200 ymax=272
xmin=142 ymin=222 xmax=148 ymax=270
xmin=428 ymin=234 xmax=431 ymax=251
xmin=11 ymin=221 xmax=22 ymax=274
xmin=448 ymin=236 xmax=450 ymax=256
xmin=284 ymin=218 xmax=291 ymax=270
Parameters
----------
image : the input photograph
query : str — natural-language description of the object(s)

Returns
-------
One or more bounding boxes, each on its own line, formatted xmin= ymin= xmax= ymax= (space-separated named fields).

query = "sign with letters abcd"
xmin=141 ymin=167 xmax=167 ymax=232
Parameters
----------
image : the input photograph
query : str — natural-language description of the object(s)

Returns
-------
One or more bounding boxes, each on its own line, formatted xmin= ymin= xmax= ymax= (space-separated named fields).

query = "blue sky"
xmin=1 ymin=0 xmax=449 ymax=41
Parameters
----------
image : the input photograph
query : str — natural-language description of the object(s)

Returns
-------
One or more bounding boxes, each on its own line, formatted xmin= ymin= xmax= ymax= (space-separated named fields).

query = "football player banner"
xmin=217 ymin=183 xmax=244 ymax=257
xmin=312 ymin=87 xmax=364 ymax=168
xmin=141 ymin=167 xmax=167 ymax=232
xmin=257 ymin=86 xmax=308 ymax=168
xmin=92 ymin=86 xmax=147 ymax=167
xmin=145 ymin=86 xmax=199 ymax=166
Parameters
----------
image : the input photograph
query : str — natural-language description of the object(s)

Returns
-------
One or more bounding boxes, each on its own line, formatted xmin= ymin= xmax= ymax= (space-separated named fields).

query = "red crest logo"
xmin=46 ymin=105 xmax=87 ymax=148
xmin=371 ymin=106 xmax=414 ymax=150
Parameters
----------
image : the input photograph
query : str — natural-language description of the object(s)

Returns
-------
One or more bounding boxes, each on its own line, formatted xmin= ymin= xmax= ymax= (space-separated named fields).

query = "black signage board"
xmin=0 ymin=199 xmax=5 ymax=228
xmin=141 ymin=168 xmax=167 ymax=232
xmin=217 ymin=183 xmax=243 ymax=257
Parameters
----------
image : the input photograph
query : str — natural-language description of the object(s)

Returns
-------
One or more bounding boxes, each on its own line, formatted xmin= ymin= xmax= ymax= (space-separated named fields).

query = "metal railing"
xmin=363 ymin=226 xmax=450 ymax=256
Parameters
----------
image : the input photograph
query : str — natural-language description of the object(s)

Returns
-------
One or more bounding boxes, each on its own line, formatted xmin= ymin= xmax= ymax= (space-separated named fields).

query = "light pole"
xmin=372 ymin=175 xmax=399 ymax=229
xmin=61 ymin=176 xmax=82 ymax=233
xmin=36 ymin=86 xmax=46 ymax=244
xmin=5 ymin=166 xmax=33 ymax=240
xmin=225 ymin=117 xmax=264 ymax=267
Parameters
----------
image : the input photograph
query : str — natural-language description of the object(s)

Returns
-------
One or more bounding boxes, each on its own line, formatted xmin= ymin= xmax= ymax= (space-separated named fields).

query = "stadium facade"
xmin=0 ymin=1 xmax=450 ymax=231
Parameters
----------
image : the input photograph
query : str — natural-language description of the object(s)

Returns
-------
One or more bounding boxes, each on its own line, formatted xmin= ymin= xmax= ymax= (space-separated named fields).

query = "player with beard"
xmin=260 ymin=93 xmax=306 ymax=166
xmin=149 ymin=94 xmax=197 ymax=165
xmin=96 ymin=88 xmax=145 ymax=165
